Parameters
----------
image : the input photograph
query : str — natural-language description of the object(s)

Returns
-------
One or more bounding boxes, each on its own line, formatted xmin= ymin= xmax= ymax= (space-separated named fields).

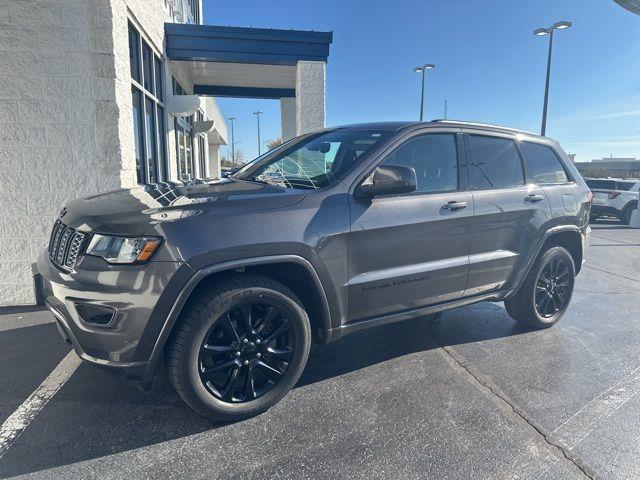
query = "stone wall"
xmin=0 ymin=0 xmax=125 ymax=305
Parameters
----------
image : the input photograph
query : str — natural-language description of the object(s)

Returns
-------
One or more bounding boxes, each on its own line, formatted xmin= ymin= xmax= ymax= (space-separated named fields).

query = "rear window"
xmin=615 ymin=181 xmax=636 ymax=191
xmin=586 ymin=179 xmax=616 ymax=190
xmin=521 ymin=142 xmax=569 ymax=184
xmin=467 ymin=135 xmax=524 ymax=190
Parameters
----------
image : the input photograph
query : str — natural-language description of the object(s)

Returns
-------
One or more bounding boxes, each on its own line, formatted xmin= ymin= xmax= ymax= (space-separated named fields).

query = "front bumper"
xmin=37 ymin=251 xmax=186 ymax=380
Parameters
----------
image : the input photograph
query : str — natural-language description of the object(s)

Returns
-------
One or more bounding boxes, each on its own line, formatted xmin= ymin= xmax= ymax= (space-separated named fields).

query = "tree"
xmin=265 ymin=138 xmax=284 ymax=151
xmin=580 ymin=168 xmax=608 ymax=179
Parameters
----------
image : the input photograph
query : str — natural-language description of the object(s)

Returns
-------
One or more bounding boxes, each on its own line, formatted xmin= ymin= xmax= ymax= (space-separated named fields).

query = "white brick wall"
xmin=0 ymin=0 xmax=234 ymax=306
xmin=296 ymin=61 xmax=326 ymax=135
xmin=0 ymin=0 xmax=126 ymax=305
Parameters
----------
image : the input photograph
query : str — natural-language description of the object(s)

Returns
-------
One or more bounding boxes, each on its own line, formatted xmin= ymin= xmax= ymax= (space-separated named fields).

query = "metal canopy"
xmin=165 ymin=23 xmax=333 ymax=65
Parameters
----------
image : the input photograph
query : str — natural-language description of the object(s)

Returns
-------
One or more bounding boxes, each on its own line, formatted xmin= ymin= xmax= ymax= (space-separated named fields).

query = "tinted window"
xmin=381 ymin=134 xmax=458 ymax=193
xmin=615 ymin=181 xmax=636 ymax=191
xmin=586 ymin=179 xmax=615 ymax=190
xmin=521 ymin=142 xmax=568 ymax=184
xmin=467 ymin=135 xmax=523 ymax=190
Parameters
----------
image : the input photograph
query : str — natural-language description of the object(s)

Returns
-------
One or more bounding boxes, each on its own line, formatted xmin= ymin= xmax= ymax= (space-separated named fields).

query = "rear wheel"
xmin=166 ymin=274 xmax=311 ymax=421
xmin=505 ymin=246 xmax=575 ymax=329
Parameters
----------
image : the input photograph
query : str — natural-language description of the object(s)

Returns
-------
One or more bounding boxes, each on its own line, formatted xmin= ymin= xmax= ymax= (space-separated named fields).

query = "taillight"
xmin=608 ymin=192 xmax=619 ymax=199
xmin=586 ymin=190 xmax=593 ymax=203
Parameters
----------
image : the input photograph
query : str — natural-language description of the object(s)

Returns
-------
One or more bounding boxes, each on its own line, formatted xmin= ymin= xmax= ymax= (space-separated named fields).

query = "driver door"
xmin=346 ymin=131 xmax=473 ymax=322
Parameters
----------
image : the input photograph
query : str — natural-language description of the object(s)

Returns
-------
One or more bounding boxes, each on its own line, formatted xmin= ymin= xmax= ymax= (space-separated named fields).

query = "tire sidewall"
xmin=528 ymin=247 xmax=575 ymax=326
xmin=181 ymin=286 xmax=311 ymax=420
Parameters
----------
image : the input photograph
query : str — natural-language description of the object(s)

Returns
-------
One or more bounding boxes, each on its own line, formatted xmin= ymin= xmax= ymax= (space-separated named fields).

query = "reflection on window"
xmin=521 ymin=142 xmax=568 ymax=185
xmin=468 ymin=135 xmax=524 ymax=190
xmin=236 ymin=130 xmax=388 ymax=190
xmin=382 ymin=134 xmax=458 ymax=194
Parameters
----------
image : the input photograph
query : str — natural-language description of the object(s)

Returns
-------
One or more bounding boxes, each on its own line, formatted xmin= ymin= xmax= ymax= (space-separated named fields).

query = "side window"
xmin=521 ymin=142 xmax=569 ymax=184
xmin=467 ymin=135 xmax=524 ymax=190
xmin=381 ymin=133 xmax=458 ymax=194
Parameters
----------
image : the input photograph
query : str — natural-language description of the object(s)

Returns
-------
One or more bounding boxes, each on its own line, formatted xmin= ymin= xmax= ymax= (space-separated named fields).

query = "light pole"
xmin=253 ymin=110 xmax=263 ymax=156
xmin=413 ymin=64 xmax=435 ymax=121
xmin=533 ymin=21 xmax=572 ymax=136
xmin=227 ymin=116 xmax=236 ymax=167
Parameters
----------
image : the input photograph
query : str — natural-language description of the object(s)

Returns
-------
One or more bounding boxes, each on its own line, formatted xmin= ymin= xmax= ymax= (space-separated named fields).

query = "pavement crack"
xmin=428 ymin=322 xmax=595 ymax=479
xmin=584 ymin=265 xmax=640 ymax=284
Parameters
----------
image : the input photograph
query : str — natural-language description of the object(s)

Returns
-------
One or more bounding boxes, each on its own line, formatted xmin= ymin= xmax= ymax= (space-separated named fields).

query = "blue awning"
xmin=165 ymin=23 xmax=333 ymax=65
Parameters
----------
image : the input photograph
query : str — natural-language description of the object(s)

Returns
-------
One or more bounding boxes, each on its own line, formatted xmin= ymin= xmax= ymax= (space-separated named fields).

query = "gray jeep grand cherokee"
xmin=39 ymin=120 xmax=591 ymax=420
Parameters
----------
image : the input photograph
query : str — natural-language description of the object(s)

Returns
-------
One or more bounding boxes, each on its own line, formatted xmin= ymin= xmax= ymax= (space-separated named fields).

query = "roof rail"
xmin=429 ymin=119 xmax=536 ymax=136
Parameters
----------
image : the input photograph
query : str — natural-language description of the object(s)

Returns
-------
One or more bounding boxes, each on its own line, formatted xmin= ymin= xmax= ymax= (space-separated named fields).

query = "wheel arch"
xmin=506 ymin=226 xmax=584 ymax=299
xmin=143 ymin=255 xmax=332 ymax=385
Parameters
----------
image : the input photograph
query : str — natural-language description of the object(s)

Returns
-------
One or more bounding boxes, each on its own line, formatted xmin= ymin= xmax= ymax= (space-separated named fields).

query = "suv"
xmin=39 ymin=121 xmax=591 ymax=421
xmin=586 ymin=178 xmax=639 ymax=224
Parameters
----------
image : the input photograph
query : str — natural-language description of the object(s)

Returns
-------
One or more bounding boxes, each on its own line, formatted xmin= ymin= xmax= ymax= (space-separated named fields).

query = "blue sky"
xmin=204 ymin=0 xmax=640 ymax=163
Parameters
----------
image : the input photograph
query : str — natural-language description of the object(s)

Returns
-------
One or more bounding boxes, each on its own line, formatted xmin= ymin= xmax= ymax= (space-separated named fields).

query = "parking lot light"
xmin=414 ymin=63 xmax=436 ymax=121
xmin=533 ymin=21 xmax=572 ymax=136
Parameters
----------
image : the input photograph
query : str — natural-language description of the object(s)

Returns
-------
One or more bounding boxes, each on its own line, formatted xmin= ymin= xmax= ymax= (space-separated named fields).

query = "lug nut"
xmin=256 ymin=353 xmax=261 ymax=358
xmin=243 ymin=338 xmax=248 ymax=344
xmin=243 ymin=360 xmax=249 ymax=365
xmin=235 ymin=351 xmax=241 ymax=357
xmin=255 ymin=339 xmax=261 ymax=344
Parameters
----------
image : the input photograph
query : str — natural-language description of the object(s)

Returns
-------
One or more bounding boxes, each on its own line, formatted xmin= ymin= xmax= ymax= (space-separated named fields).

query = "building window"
xmin=128 ymin=21 xmax=167 ymax=184
xmin=172 ymin=78 xmax=199 ymax=181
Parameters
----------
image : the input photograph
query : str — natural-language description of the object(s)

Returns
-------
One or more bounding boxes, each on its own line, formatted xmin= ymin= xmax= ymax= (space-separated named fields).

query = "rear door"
xmin=347 ymin=130 xmax=472 ymax=322
xmin=464 ymin=132 xmax=551 ymax=296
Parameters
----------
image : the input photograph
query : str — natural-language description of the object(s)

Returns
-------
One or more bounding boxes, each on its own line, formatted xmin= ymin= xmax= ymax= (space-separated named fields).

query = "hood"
xmin=60 ymin=179 xmax=306 ymax=236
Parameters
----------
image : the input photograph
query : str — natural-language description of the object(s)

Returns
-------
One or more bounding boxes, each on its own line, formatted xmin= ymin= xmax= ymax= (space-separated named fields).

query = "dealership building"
xmin=0 ymin=0 xmax=332 ymax=306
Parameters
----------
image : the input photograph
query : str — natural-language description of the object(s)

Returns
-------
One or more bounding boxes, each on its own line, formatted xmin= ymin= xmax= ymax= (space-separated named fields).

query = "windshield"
xmin=234 ymin=129 xmax=389 ymax=190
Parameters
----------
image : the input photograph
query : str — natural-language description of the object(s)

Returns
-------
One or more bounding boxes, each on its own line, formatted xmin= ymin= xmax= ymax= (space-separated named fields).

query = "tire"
xmin=621 ymin=203 xmax=637 ymax=225
xmin=505 ymin=246 xmax=575 ymax=329
xmin=166 ymin=274 xmax=311 ymax=421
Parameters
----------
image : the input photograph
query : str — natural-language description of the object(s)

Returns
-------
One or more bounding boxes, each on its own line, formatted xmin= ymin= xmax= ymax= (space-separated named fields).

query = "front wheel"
xmin=505 ymin=246 xmax=575 ymax=329
xmin=166 ymin=274 xmax=311 ymax=421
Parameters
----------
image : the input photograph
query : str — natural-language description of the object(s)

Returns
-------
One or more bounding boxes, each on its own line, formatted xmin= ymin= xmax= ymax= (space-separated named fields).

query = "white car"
xmin=586 ymin=178 xmax=639 ymax=224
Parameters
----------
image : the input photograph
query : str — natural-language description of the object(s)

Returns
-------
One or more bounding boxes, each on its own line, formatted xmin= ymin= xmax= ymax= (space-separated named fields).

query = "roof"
xmin=165 ymin=23 xmax=333 ymax=65
xmin=333 ymin=120 xmax=543 ymax=137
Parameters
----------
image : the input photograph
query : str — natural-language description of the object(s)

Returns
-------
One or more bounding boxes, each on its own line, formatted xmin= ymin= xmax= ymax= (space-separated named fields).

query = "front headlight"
xmin=85 ymin=234 xmax=161 ymax=264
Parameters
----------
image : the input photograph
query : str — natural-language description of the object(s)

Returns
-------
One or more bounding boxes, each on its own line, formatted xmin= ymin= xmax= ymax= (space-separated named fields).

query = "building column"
xmin=295 ymin=61 xmax=326 ymax=135
xmin=207 ymin=142 xmax=221 ymax=178
xmin=280 ymin=98 xmax=296 ymax=141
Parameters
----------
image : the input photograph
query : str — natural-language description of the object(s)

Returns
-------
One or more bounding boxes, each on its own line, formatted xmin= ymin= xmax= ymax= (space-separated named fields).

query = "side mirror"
xmin=355 ymin=164 xmax=417 ymax=199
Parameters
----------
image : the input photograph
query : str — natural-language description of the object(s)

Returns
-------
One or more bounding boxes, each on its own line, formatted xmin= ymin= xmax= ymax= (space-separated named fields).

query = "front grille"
xmin=48 ymin=220 xmax=87 ymax=271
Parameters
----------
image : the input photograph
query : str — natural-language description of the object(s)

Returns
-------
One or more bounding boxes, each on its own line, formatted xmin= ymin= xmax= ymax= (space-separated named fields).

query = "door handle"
xmin=525 ymin=194 xmax=545 ymax=203
xmin=442 ymin=201 xmax=469 ymax=211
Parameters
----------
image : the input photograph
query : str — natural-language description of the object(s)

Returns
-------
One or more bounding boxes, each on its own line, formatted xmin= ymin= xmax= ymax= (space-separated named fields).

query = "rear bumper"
xmin=591 ymin=205 xmax=622 ymax=217
xmin=37 ymin=251 xmax=186 ymax=381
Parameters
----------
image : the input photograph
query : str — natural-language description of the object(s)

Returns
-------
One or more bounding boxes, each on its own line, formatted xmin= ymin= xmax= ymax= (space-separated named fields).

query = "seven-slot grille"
xmin=48 ymin=220 xmax=86 ymax=271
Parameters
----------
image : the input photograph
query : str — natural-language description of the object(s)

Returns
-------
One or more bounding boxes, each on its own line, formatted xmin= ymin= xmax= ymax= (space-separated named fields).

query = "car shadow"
xmin=0 ymin=303 xmax=532 ymax=478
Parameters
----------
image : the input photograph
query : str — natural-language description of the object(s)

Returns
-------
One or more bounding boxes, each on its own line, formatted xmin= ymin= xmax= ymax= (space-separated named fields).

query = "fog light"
xmin=74 ymin=302 xmax=116 ymax=326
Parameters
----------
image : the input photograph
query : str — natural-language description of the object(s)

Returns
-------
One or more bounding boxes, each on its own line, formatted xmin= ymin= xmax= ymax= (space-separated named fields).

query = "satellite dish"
xmin=614 ymin=0 xmax=640 ymax=15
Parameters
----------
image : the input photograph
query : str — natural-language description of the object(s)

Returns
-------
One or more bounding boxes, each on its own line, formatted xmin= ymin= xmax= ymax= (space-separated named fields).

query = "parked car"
xmin=39 ymin=121 xmax=591 ymax=421
xmin=585 ymin=178 xmax=639 ymax=224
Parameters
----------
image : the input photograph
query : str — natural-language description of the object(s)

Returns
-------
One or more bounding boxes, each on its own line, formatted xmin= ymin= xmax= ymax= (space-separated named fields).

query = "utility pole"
xmin=253 ymin=111 xmax=263 ymax=156
xmin=413 ymin=64 xmax=435 ymax=121
xmin=444 ymin=99 xmax=448 ymax=119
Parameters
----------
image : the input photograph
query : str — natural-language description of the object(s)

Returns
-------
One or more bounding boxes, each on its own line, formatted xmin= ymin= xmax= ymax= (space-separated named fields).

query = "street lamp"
xmin=253 ymin=111 xmax=263 ymax=156
xmin=227 ymin=116 xmax=236 ymax=167
xmin=533 ymin=21 xmax=572 ymax=136
xmin=413 ymin=63 xmax=435 ymax=121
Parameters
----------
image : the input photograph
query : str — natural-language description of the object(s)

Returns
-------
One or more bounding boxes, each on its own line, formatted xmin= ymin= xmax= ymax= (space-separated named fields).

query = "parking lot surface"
xmin=0 ymin=223 xmax=638 ymax=479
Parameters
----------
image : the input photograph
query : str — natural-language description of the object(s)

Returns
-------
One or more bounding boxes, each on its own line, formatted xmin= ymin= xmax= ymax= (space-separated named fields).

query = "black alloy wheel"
xmin=534 ymin=256 xmax=572 ymax=318
xmin=198 ymin=300 xmax=295 ymax=403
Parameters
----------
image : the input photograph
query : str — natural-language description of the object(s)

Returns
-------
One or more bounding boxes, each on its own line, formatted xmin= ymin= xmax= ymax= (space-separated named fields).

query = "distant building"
xmin=574 ymin=157 xmax=640 ymax=178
